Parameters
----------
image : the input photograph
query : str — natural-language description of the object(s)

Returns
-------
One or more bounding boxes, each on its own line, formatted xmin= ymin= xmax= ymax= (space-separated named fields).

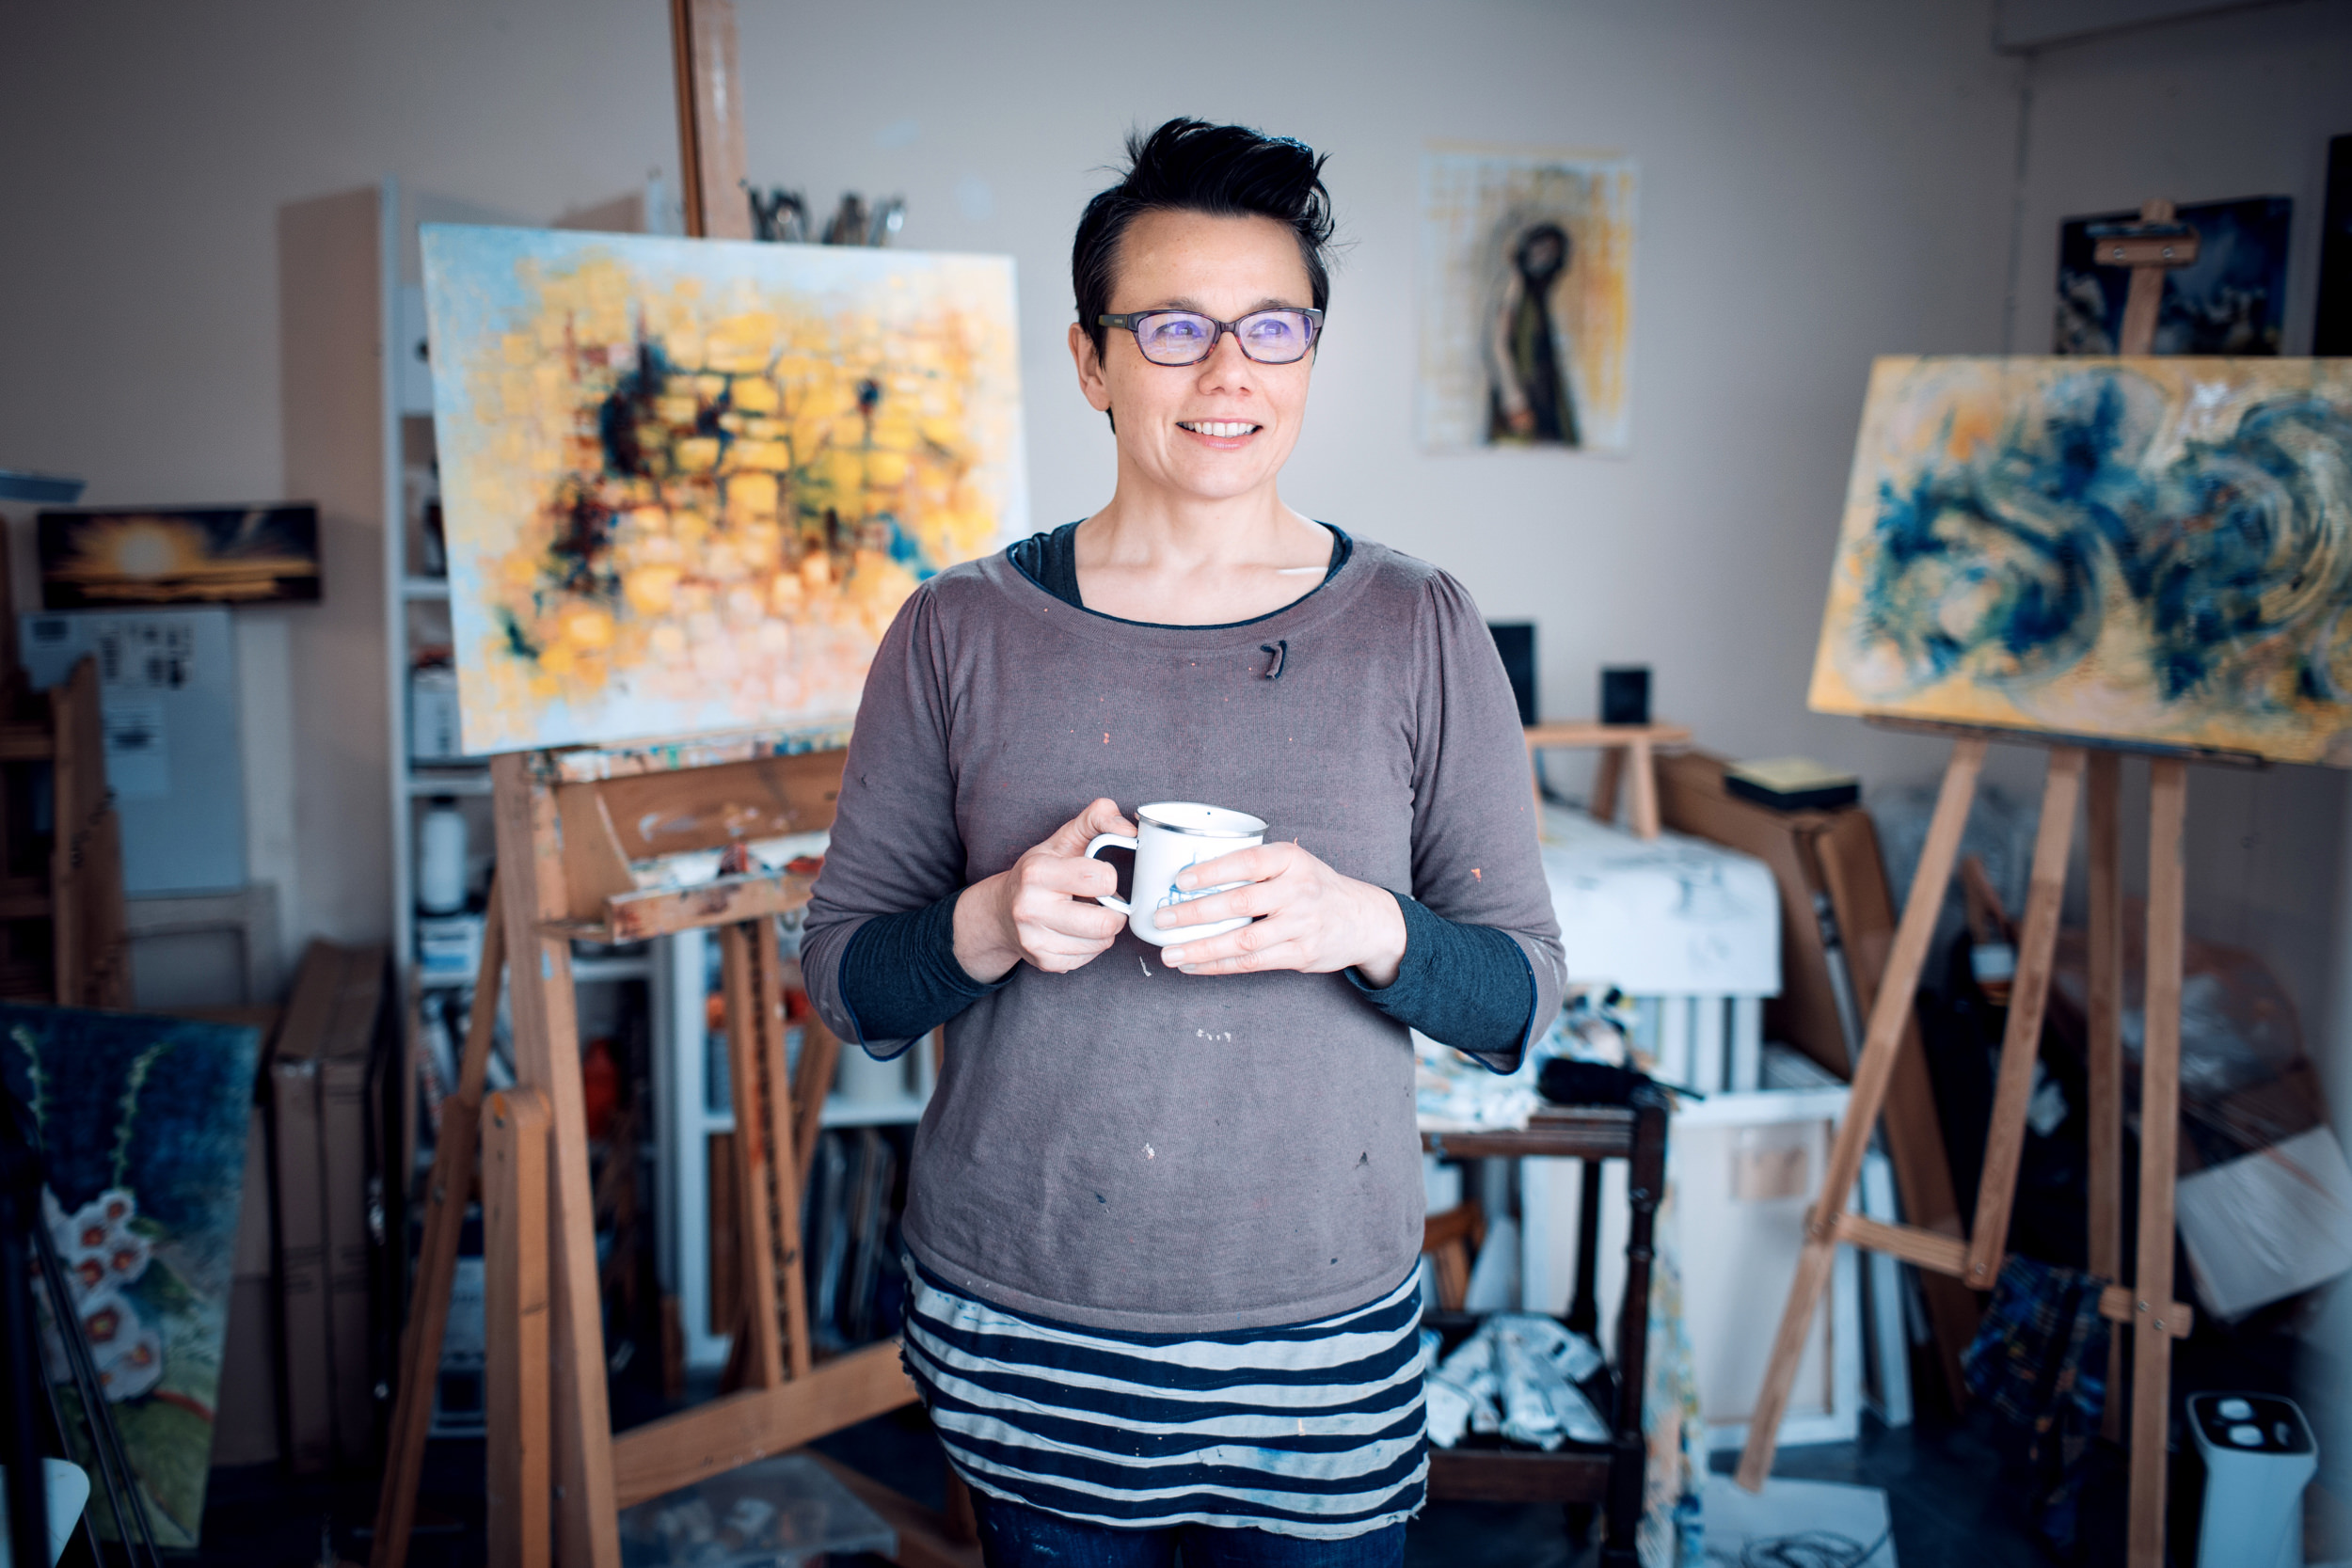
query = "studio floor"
xmin=186 ymin=1403 xmax=2092 ymax=1568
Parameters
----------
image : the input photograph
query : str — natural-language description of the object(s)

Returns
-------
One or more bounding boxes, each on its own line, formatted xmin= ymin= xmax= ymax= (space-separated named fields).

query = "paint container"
xmin=835 ymin=1043 xmax=909 ymax=1106
xmin=418 ymin=799 xmax=468 ymax=915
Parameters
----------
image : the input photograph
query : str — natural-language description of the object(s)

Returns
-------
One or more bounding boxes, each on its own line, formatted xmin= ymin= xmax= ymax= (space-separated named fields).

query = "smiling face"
xmin=1069 ymin=208 xmax=1317 ymax=507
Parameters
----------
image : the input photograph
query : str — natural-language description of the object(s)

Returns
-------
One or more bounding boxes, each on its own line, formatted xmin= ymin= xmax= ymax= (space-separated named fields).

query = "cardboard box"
xmin=268 ymin=941 xmax=388 ymax=1473
xmin=210 ymin=1106 xmax=281 ymax=1467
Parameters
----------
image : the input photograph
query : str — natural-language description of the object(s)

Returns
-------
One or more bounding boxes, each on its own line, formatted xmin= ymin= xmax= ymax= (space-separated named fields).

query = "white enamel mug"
xmin=1084 ymin=802 xmax=1267 ymax=947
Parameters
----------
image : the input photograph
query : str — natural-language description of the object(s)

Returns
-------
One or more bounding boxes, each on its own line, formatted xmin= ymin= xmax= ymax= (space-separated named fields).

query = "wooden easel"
xmin=372 ymin=745 xmax=977 ymax=1568
xmin=1736 ymin=202 xmax=2210 ymax=1568
xmin=373 ymin=7 xmax=978 ymax=1562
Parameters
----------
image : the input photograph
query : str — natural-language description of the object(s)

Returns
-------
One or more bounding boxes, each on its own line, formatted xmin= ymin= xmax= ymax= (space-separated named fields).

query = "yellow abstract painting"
xmin=421 ymin=225 xmax=1025 ymax=754
xmin=1418 ymin=150 xmax=1635 ymax=453
xmin=1810 ymin=356 xmax=2352 ymax=765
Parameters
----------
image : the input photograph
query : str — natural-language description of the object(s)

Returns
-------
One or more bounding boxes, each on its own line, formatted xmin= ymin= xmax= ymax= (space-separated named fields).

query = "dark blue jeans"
xmin=972 ymin=1492 xmax=1406 ymax=1567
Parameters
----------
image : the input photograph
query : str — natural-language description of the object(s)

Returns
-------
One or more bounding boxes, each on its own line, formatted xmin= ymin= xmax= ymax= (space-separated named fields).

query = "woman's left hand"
xmin=1154 ymin=843 xmax=1407 ymax=988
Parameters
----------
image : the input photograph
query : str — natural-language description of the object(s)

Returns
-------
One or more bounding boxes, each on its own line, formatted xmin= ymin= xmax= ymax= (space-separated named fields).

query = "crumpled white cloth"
xmin=1414 ymin=1031 xmax=1542 ymax=1132
xmin=1424 ymin=1313 xmax=1607 ymax=1449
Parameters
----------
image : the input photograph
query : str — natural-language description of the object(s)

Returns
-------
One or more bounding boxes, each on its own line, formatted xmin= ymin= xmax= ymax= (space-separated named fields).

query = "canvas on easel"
xmin=1812 ymin=356 xmax=2352 ymax=766
xmin=421 ymin=224 xmax=1026 ymax=754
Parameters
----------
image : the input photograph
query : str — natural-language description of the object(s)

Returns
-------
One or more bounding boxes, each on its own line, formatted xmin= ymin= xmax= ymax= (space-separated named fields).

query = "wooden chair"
xmin=1421 ymin=1201 xmax=1486 ymax=1311
xmin=1419 ymin=1096 xmax=1669 ymax=1568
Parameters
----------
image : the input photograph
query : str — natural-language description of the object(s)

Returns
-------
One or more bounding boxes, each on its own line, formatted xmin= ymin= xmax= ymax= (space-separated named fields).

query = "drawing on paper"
xmin=1810 ymin=356 xmax=2352 ymax=765
xmin=2056 ymin=197 xmax=2292 ymax=356
xmin=1419 ymin=150 xmax=1635 ymax=453
xmin=3 ymin=1005 xmax=263 ymax=1545
xmin=421 ymin=226 xmax=1025 ymax=754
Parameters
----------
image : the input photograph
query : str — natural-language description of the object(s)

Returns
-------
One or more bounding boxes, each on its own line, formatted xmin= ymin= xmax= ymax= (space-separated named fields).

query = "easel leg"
xmin=718 ymin=923 xmax=787 ymax=1389
xmin=373 ymin=886 xmax=506 ymax=1568
xmin=487 ymin=1089 xmax=553 ymax=1568
xmin=1589 ymin=747 xmax=1625 ymax=828
xmin=2086 ymin=753 xmax=2125 ymax=1444
xmin=491 ymin=754 xmax=622 ymax=1568
xmin=747 ymin=917 xmax=815 ymax=1381
xmin=2127 ymin=761 xmax=2186 ymax=1568
xmin=1963 ymin=748 xmax=2085 ymax=1287
xmin=792 ymin=1017 xmax=841 ymax=1197
xmin=1737 ymin=739 xmax=1986 ymax=1490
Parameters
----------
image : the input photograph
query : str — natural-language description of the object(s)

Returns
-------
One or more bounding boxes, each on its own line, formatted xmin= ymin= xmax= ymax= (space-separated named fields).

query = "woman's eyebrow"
xmin=1140 ymin=296 xmax=1305 ymax=315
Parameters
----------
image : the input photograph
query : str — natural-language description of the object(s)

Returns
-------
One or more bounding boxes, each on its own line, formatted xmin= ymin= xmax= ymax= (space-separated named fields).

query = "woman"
xmin=803 ymin=119 xmax=1564 ymax=1568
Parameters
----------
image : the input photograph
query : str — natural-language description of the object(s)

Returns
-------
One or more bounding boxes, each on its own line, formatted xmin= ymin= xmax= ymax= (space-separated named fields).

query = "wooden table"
xmin=1421 ymin=1092 xmax=1670 ymax=1568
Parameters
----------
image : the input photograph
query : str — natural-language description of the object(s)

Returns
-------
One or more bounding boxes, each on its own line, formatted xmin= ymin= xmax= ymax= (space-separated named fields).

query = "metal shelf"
xmin=401 ymin=577 xmax=452 ymax=600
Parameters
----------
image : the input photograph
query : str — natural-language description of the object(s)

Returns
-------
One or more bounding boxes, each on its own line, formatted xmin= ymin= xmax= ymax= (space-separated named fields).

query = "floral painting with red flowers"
xmin=3 ymin=1005 xmax=262 ymax=1545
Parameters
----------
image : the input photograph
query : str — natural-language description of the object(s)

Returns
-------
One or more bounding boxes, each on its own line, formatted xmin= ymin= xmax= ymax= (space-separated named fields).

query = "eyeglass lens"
xmin=1135 ymin=310 xmax=1316 ymax=366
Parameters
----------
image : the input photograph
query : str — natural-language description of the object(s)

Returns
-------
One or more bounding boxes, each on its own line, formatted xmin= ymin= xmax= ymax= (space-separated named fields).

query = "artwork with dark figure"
xmin=1487 ymin=221 xmax=1579 ymax=445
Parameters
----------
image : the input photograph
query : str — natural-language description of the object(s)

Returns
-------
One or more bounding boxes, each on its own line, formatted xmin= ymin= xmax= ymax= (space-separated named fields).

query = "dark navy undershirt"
xmin=835 ymin=524 xmax=1538 ymax=1063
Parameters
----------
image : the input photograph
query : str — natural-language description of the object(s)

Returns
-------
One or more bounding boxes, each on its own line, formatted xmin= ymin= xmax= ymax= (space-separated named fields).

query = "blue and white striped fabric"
xmin=901 ymin=1259 xmax=1428 ymax=1539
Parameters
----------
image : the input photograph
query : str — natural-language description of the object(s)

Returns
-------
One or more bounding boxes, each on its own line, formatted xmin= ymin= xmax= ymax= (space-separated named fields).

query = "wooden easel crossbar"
xmin=1738 ymin=200 xmax=2215 ymax=1568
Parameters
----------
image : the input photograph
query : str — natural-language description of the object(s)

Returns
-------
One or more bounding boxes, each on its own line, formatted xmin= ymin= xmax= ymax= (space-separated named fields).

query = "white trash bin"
xmin=2186 ymin=1391 xmax=2316 ymax=1568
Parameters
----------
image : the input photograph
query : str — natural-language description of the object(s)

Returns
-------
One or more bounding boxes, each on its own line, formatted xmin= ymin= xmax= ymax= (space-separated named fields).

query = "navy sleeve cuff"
xmin=1347 ymin=892 xmax=1539 ymax=1072
xmin=836 ymin=887 xmax=1008 ymax=1055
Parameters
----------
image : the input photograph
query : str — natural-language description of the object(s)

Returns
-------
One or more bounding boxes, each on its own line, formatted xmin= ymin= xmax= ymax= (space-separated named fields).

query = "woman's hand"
xmin=1154 ymin=843 xmax=1408 ymax=987
xmin=952 ymin=798 xmax=1136 ymax=983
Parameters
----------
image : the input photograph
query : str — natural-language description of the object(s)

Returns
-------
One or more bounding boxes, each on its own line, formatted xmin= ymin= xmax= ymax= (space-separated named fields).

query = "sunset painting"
xmin=1810 ymin=356 xmax=2352 ymax=765
xmin=421 ymin=225 xmax=1025 ymax=754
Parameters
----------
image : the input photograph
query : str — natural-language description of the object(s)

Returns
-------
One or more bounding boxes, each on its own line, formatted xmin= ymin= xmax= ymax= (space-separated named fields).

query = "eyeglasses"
xmin=1097 ymin=308 xmax=1324 ymax=366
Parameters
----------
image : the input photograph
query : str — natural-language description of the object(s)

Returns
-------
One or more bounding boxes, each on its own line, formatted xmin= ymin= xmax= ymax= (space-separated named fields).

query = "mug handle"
xmin=1084 ymin=832 xmax=1137 ymax=915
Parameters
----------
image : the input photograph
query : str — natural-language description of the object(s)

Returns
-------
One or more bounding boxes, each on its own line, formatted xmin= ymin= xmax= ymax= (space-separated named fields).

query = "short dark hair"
xmin=1072 ymin=119 xmax=1335 ymax=362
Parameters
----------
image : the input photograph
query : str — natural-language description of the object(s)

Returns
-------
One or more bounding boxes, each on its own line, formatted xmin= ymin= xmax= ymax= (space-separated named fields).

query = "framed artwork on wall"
xmin=1419 ymin=150 xmax=1636 ymax=455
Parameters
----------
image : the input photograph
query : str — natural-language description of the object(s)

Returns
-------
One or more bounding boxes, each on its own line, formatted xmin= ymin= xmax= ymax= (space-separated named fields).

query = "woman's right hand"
xmin=952 ymin=798 xmax=1136 ymax=982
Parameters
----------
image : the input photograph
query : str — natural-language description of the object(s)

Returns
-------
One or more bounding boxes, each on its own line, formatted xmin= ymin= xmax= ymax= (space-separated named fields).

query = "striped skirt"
xmin=899 ymin=1258 xmax=1428 ymax=1539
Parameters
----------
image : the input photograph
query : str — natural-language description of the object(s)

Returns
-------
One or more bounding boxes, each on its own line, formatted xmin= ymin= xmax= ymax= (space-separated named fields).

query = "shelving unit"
xmin=373 ymin=177 xmax=930 ymax=1379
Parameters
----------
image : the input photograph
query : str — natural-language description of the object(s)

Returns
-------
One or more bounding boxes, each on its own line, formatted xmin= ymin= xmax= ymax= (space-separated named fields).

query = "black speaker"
xmin=1488 ymin=623 xmax=1536 ymax=726
xmin=1600 ymin=666 xmax=1650 ymax=725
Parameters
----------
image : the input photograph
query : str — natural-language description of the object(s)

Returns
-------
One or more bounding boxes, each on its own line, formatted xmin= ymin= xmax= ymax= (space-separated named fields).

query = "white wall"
xmin=0 ymin=0 xmax=2029 ymax=957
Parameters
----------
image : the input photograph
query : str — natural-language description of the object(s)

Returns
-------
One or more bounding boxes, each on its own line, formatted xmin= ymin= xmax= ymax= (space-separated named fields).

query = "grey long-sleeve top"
xmin=801 ymin=536 xmax=1565 ymax=1334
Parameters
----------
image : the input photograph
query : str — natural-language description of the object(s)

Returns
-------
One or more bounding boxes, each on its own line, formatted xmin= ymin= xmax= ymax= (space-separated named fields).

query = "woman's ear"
xmin=1069 ymin=322 xmax=1113 ymax=414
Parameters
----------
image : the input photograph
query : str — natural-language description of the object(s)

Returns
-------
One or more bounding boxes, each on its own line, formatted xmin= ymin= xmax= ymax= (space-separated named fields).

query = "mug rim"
xmin=1136 ymin=800 xmax=1267 ymax=839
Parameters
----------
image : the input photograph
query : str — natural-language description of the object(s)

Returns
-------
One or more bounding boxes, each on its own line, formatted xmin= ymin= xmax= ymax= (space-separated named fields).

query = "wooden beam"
xmin=1738 ymin=739 xmax=1983 ymax=1492
xmin=492 ymin=754 xmax=622 ymax=1568
xmin=486 ymin=1089 xmax=553 ymax=1568
xmin=668 ymin=0 xmax=751 ymax=241
xmin=372 ymin=888 xmax=507 ymax=1568
xmin=748 ymin=918 xmax=814 ymax=1379
xmin=2086 ymin=751 xmax=2126 ymax=1442
xmin=2117 ymin=198 xmax=2178 ymax=356
xmin=718 ymin=924 xmax=786 ymax=1390
xmin=1964 ymin=747 xmax=2084 ymax=1286
xmin=597 ymin=869 xmax=816 ymax=943
xmin=2129 ymin=760 xmax=2187 ymax=1568
xmin=608 ymin=1340 xmax=918 ymax=1509
xmin=1834 ymin=1212 xmax=2189 ymax=1337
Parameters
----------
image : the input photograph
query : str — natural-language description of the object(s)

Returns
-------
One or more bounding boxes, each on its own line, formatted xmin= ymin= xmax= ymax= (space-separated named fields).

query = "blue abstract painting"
xmin=2056 ymin=198 xmax=2291 ymax=356
xmin=1811 ymin=356 xmax=2352 ymax=765
xmin=3 ymin=1005 xmax=263 ymax=1545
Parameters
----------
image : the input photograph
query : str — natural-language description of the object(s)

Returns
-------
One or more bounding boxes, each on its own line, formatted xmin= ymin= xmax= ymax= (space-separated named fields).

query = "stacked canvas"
xmin=267 ymin=941 xmax=390 ymax=1473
